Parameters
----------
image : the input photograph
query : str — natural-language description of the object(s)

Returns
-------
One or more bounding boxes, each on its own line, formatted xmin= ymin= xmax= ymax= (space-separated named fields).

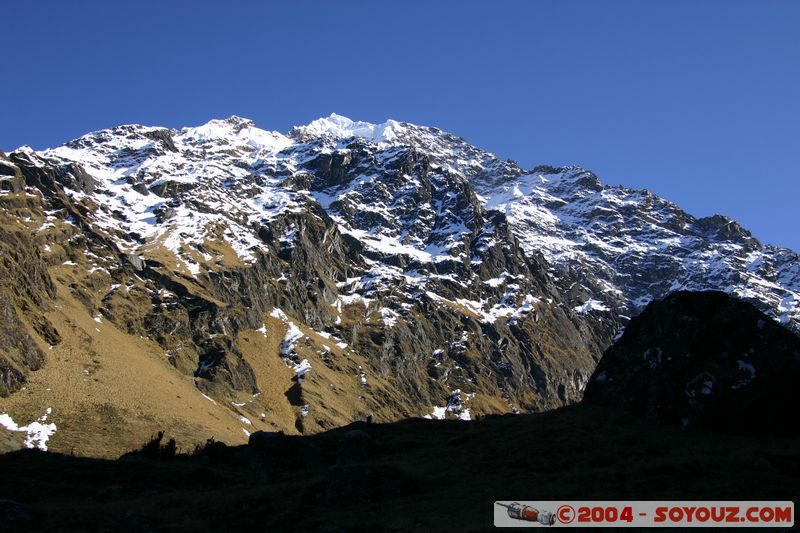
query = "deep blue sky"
xmin=4 ymin=1 xmax=798 ymax=250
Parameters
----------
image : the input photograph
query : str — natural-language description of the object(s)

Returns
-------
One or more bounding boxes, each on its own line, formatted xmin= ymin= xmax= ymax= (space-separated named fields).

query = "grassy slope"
xmin=0 ymin=274 xmax=255 ymax=457
xmin=1 ymin=405 xmax=797 ymax=532
xmin=0 ymin=222 xmax=437 ymax=456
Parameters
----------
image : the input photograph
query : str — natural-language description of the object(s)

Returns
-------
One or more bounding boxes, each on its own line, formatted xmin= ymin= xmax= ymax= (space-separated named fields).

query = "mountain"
xmin=1 ymin=114 xmax=798 ymax=456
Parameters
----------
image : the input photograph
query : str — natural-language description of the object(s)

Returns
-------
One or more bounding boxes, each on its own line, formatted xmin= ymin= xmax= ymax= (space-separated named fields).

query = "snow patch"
xmin=573 ymin=299 xmax=610 ymax=314
xmin=424 ymin=406 xmax=447 ymax=420
xmin=380 ymin=307 xmax=398 ymax=327
xmin=200 ymin=392 xmax=217 ymax=405
xmin=0 ymin=408 xmax=57 ymax=451
xmin=271 ymin=308 xmax=304 ymax=358
xmin=293 ymin=359 xmax=312 ymax=381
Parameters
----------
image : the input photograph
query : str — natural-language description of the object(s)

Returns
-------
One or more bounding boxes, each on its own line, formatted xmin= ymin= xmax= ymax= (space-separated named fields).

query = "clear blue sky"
xmin=3 ymin=1 xmax=798 ymax=250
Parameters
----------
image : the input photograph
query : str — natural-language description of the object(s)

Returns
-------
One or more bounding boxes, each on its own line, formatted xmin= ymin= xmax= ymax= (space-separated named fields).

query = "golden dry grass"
xmin=0 ymin=279 xmax=253 ymax=458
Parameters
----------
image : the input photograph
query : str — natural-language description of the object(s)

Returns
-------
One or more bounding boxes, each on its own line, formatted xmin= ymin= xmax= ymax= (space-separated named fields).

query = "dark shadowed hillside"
xmin=584 ymin=290 xmax=800 ymax=435
xmin=1 ymin=406 xmax=798 ymax=532
xmin=3 ymin=290 xmax=800 ymax=532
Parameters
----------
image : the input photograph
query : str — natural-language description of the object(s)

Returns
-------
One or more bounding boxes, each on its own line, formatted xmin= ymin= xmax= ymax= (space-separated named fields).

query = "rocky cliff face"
xmin=473 ymin=167 xmax=800 ymax=332
xmin=584 ymin=290 xmax=800 ymax=435
xmin=0 ymin=114 xmax=798 ymax=455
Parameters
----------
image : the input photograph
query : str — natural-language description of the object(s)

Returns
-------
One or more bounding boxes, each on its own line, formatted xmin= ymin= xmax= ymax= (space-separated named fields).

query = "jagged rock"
xmin=0 ymin=219 xmax=55 ymax=395
xmin=142 ymin=128 xmax=178 ymax=153
xmin=583 ymin=291 xmax=800 ymax=435
xmin=0 ymin=300 xmax=45 ymax=396
xmin=0 ymin=159 xmax=25 ymax=193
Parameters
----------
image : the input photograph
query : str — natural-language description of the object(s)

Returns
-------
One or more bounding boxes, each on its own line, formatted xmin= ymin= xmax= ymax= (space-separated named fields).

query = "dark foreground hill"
xmin=3 ymin=291 xmax=800 ymax=531
xmin=585 ymin=290 xmax=800 ymax=435
xmin=1 ymin=405 xmax=798 ymax=532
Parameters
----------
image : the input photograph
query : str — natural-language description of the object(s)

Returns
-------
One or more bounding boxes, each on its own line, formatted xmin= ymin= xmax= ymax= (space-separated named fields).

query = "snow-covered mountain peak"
xmin=178 ymin=116 xmax=293 ymax=154
xmin=290 ymin=113 xmax=406 ymax=144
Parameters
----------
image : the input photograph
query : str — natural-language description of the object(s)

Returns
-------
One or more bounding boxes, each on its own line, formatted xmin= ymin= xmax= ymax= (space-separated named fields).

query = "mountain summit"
xmin=1 ymin=115 xmax=798 ymax=456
